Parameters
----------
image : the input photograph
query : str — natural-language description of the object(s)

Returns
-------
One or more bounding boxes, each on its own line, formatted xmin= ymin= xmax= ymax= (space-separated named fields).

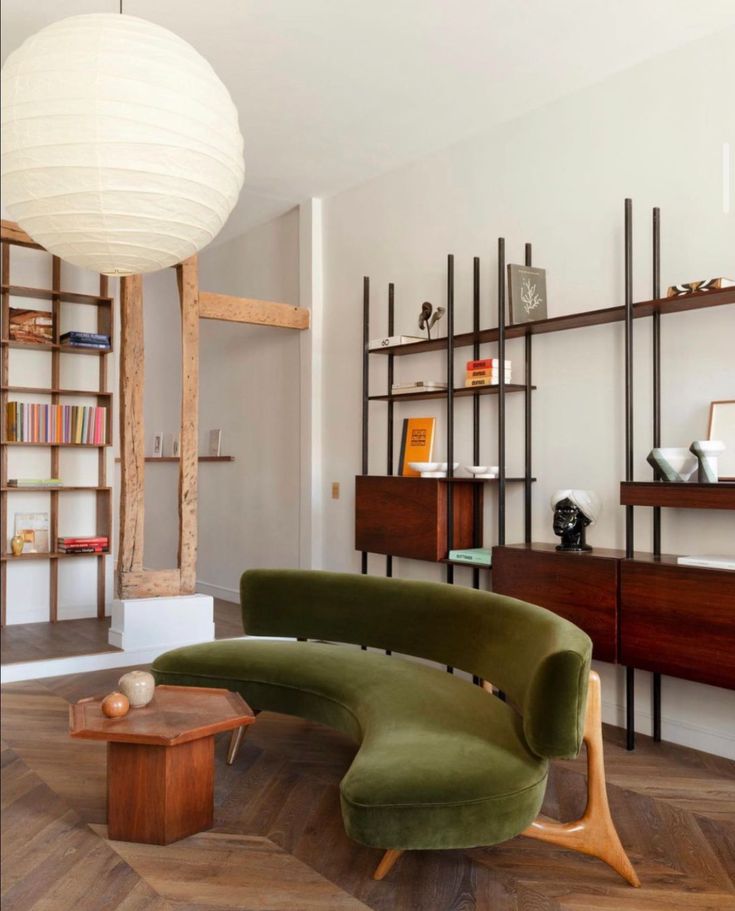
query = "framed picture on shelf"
xmin=209 ymin=429 xmax=222 ymax=457
xmin=708 ymin=400 xmax=735 ymax=480
xmin=152 ymin=432 xmax=164 ymax=458
xmin=14 ymin=512 xmax=50 ymax=554
xmin=508 ymin=264 xmax=547 ymax=324
xmin=9 ymin=308 xmax=53 ymax=344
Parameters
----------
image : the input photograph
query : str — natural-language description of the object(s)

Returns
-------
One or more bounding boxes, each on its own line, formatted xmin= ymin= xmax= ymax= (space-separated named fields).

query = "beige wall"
xmin=137 ymin=208 xmax=302 ymax=599
xmin=316 ymin=30 xmax=735 ymax=755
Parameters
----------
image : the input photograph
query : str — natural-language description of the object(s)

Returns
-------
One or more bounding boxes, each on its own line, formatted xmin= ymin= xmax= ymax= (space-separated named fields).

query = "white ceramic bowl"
xmin=467 ymin=465 xmax=499 ymax=476
xmin=408 ymin=461 xmax=442 ymax=473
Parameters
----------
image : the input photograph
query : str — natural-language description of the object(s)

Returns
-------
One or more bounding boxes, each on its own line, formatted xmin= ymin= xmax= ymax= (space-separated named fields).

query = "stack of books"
xmin=8 ymin=478 xmax=62 ymax=488
xmin=391 ymin=380 xmax=447 ymax=395
xmin=464 ymin=358 xmax=512 ymax=387
xmin=61 ymin=331 xmax=111 ymax=350
xmin=6 ymin=402 xmax=107 ymax=445
xmin=448 ymin=547 xmax=492 ymax=566
xmin=58 ymin=536 xmax=109 ymax=554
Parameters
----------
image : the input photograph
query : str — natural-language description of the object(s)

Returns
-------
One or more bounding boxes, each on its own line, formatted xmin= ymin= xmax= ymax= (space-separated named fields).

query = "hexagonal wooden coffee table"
xmin=70 ymin=684 xmax=255 ymax=845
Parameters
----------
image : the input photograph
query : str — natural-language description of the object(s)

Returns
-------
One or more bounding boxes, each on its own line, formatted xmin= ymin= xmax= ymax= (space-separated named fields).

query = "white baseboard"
xmin=1 ymin=644 xmax=175 ymax=684
xmin=196 ymin=579 xmax=239 ymax=603
xmin=601 ymin=699 xmax=735 ymax=760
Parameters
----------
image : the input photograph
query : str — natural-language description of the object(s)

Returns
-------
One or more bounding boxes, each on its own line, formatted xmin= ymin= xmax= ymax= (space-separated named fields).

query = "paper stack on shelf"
xmin=391 ymin=380 xmax=447 ymax=394
xmin=464 ymin=358 xmax=511 ymax=387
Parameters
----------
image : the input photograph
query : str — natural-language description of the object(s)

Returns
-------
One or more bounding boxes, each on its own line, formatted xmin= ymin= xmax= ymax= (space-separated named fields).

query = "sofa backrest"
xmin=240 ymin=569 xmax=592 ymax=759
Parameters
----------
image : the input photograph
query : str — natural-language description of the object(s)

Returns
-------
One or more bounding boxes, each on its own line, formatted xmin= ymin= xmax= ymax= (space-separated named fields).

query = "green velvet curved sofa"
xmin=153 ymin=570 xmax=596 ymax=859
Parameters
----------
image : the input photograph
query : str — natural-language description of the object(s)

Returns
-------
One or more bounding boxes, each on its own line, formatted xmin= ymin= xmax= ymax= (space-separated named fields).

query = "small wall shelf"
xmin=115 ymin=456 xmax=235 ymax=463
xmin=1 ymin=550 xmax=110 ymax=562
xmin=620 ymin=481 xmax=735 ymax=510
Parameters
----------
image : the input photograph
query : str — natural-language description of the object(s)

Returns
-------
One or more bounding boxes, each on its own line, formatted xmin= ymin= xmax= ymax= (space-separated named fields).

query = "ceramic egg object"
xmin=118 ymin=670 xmax=155 ymax=708
xmin=101 ymin=691 xmax=130 ymax=718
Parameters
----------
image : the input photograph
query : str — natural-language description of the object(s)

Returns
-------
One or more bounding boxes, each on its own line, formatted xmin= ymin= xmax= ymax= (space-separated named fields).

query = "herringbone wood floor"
xmin=2 ymin=665 xmax=734 ymax=910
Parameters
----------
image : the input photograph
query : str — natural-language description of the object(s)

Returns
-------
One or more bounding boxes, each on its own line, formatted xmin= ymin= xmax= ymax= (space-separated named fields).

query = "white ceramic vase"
xmin=118 ymin=670 xmax=155 ymax=708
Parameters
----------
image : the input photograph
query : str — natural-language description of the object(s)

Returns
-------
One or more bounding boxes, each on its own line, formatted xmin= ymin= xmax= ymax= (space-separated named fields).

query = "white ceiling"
xmin=3 ymin=1 xmax=735 ymax=243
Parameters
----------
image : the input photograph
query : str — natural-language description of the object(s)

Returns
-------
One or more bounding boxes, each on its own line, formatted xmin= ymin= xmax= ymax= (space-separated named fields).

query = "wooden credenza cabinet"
xmin=492 ymin=544 xmax=620 ymax=663
xmin=492 ymin=544 xmax=735 ymax=690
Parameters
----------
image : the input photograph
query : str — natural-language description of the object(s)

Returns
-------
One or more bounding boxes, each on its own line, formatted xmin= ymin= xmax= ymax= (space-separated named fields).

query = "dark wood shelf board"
xmin=2 ymin=340 xmax=111 ymax=355
xmin=362 ymin=474 xmax=534 ymax=483
xmin=370 ymin=287 xmax=735 ymax=356
xmin=2 ymin=284 xmax=113 ymax=305
xmin=2 ymin=385 xmax=111 ymax=398
xmin=620 ymin=481 xmax=735 ymax=510
xmin=1 ymin=551 xmax=110 ymax=562
xmin=369 ymin=383 xmax=533 ymax=401
xmin=113 ymin=456 xmax=235 ymax=463
xmin=1 ymin=486 xmax=111 ymax=492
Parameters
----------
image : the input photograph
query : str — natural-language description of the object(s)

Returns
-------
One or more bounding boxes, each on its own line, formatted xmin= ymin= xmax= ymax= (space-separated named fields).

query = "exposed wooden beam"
xmin=176 ymin=257 xmax=199 ymax=594
xmin=0 ymin=220 xmax=44 ymax=250
xmin=117 ymin=275 xmax=145 ymax=596
xmin=198 ymin=291 xmax=309 ymax=330
xmin=119 ymin=570 xmax=182 ymax=600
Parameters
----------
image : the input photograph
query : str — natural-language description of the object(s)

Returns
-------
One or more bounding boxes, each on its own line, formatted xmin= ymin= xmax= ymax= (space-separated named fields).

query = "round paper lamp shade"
xmin=0 ymin=14 xmax=244 ymax=275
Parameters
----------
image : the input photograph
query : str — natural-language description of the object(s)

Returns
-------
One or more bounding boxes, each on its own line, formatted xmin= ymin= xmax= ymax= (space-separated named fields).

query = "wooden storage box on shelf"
xmin=620 ymin=557 xmax=735 ymax=690
xmin=355 ymin=475 xmax=479 ymax=562
xmin=491 ymin=543 xmax=620 ymax=663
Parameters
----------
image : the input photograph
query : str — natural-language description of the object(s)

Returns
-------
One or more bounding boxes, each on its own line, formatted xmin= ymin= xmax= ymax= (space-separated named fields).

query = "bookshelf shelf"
xmin=1 ymin=222 xmax=113 ymax=625
xmin=369 ymin=287 xmax=735 ymax=357
xmin=2 ymin=385 xmax=112 ymax=398
xmin=1 ymin=550 xmax=110 ymax=562
xmin=1 ymin=340 xmax=112 ymax=355
xmin=2 ymin=486 xmax=111 ymax=492
xmin=1 ymin=284 xmax=113 ymax=306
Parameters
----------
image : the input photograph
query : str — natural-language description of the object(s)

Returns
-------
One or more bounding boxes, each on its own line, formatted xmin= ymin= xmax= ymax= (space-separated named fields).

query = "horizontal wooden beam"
xmin=198 ymin=291 xmax=309 ymax=330
xmin=118 ymin=570 xmax=182 ymax=600
xmin=1 ymin=220 xmax=44 ymax=249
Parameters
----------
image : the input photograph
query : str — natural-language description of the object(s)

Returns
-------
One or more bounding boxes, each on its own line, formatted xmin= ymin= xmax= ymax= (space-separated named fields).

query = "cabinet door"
xmin=492 ymin=545 xmax=619 ymax=662
xmin=620 ymin=561 xmax=735 ymax=689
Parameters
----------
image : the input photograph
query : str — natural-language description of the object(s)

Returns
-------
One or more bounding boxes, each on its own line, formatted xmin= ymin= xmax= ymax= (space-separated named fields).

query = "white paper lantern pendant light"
xmin=1 ymin=11 xmax=245 ymax=275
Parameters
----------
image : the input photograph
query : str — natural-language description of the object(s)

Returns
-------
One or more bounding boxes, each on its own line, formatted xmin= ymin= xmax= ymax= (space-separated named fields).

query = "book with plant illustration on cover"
xmin=507 ymin=265 xmax=547 ymax=324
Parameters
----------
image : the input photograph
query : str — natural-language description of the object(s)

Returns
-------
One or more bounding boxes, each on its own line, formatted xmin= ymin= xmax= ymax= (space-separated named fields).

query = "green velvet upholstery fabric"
xmin=152 ymin=570 xmax=592 ymax=852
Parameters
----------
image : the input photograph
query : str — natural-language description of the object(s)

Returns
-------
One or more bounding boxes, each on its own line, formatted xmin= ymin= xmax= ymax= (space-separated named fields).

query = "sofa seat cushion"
xmin=152 ymin=639 xmax=549 ymax=850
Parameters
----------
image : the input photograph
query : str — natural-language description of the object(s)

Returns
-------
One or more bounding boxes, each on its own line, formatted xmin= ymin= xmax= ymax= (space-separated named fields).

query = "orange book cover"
xmin=399 ymin=417 xmax=436 ymax=476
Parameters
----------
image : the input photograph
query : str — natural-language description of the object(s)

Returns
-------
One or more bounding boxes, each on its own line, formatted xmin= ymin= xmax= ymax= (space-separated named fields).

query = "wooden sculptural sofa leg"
xmin=373 ymin=849 xmax=404 ymax=880
xmin=521 ymin=670 xmax=640 ymax=887
xmin=227 ymin=726 xmax=247 ymax=765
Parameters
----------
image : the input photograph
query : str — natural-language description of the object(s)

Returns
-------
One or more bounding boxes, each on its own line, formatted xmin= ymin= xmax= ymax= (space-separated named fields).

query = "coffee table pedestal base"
xmin=107 ymin=736 xmax=214 ymax=844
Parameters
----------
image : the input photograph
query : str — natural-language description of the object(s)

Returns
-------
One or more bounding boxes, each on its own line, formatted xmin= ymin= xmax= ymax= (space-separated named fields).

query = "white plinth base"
xmin=108 ymin=594 xmax=215 ymax=651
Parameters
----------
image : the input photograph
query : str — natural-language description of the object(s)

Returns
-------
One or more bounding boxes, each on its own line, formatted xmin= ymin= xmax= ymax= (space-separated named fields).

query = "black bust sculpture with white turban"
xmin=551 ymin=489 xmax=601 ymax=552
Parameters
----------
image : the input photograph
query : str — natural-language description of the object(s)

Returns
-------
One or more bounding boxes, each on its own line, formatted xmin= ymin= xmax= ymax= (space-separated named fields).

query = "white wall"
xmin=2 ymin=240 xmax=116 ymax=623
xmin=317 ymin=30 xmax=735 ymax=755
xmin=138 ymin=208 xmax=303 ymax=600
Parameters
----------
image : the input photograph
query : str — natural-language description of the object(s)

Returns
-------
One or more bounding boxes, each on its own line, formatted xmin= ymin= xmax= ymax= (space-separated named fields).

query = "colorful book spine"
xmin=466 ymin=358 xmax=511 ymax=370
xmin=4 ymin=403 xmax=107 ymax=444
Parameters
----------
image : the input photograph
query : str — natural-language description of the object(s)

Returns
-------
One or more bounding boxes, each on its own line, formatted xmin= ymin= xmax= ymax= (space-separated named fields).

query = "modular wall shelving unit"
xmin=356 ymin=240 xmax=537 ymax=595
xmin=0 ymin=222 xmax=113 ymax=625
xmin=355 ymin=199 xmax=735 ymax=746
